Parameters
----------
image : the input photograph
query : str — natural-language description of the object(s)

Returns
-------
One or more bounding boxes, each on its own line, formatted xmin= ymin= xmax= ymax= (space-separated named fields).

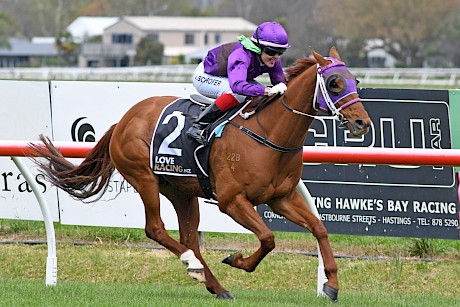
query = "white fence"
xmin=2 ymin=65 xmax=460 ymax=87
xmin=0 ymin=65 xmax=198 ymax=82
xmin=352 ymin=68 xmax=460 ymax=87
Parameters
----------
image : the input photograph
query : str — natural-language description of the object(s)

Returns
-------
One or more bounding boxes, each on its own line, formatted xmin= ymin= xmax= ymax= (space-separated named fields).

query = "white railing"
xmin=352 ymin=68 xmax=460 ymax=87
xmin=0 ymin=65 xmax=198 ymax=82
xmin=2 ymin=66 xmax=460 ymax=87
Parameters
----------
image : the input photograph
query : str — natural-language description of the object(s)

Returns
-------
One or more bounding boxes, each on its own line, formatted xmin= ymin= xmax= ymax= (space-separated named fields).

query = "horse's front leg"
xmin=219 ymin=194 xmax=275 ymax=272
xmin=269 ymin=191 xmax=339 ymax=302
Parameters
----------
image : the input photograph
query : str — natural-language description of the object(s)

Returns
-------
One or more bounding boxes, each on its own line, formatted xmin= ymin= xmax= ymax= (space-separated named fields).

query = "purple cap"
xmin=251 ymin=22 xmax=290 ymax=49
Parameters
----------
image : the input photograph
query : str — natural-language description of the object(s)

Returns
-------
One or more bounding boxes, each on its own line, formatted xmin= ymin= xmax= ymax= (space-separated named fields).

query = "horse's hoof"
xmin=187 ymin=268 xmax=206 ymax=283
xmin=323 ymin=284 xmax=338 ymax=302
xmin=222 ymin=253 xmax=241 ymax=267
xmin=222 ymin=254 xmax=235 ymax=266
xmin=216 ymin=291 xmax=236 ymax=300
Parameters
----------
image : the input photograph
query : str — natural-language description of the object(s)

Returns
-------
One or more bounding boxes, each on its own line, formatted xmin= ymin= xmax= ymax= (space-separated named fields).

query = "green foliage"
xmin=313 ymin=0 xmax=460 ymax=67
xmin=408 ymin=238 xmax=441 ymax=259
xmin=0 ymin=11 xmax=12 ymax=48
xmin=55 ymin=31 xmax=78 ymax=65
xmin=390 ymin=252 xmax=404 ymax=286
xmin=134 ymin=37 xmax=164 ymax=65
xmin=0 ymin=219 xmax=39 ymax=233
xmin=425 ymin=7 xmax=460 ymax=67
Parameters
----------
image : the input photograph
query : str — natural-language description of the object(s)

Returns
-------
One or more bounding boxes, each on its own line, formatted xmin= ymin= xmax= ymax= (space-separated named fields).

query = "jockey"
xmin=187 ymin=21 xmax=290 ymax=145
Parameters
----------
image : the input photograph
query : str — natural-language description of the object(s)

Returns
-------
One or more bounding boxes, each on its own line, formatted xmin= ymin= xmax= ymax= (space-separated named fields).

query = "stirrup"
xmin=186 ymin=126 xmax=209 ymax=145
xmin=192 ymin=131 xmax=209 ymax=145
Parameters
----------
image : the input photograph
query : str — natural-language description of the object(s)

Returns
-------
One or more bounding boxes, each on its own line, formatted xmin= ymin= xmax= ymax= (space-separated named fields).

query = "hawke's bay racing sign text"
xmin=259 ymin=89 xmax=459 ymax=239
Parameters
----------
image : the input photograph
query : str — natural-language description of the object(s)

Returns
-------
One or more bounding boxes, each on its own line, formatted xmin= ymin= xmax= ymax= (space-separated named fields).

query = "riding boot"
xmin=186 ymin=102 xmax=223 ymax=145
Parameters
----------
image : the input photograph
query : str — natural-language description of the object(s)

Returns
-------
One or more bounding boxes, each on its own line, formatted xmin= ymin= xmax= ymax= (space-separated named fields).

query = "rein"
xmin=227 ymin=120 xmax=303 ymax=153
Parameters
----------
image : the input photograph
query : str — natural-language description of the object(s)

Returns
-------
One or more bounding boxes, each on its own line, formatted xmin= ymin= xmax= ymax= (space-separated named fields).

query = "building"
xmin=365 ymin=39 xmax=397 ymax=68
xmin=78 ymin=16 xmax=257 ymax=67
xmin=67 ymin=16 xmax=119 ymax=43
xmin=0 ymin=38 xmax=59 ymax=67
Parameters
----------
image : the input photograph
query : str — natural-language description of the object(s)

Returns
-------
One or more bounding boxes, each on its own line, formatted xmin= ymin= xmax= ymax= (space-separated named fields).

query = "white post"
xmin=11 ymin=157 xmax=57 ymax=286
xmin=296 ymin=179 xmax=327 ymax=296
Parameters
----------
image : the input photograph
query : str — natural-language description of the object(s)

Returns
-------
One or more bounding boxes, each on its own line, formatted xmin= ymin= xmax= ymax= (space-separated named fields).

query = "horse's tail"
xmin=29 ymin=124 xmax=117 ymax=202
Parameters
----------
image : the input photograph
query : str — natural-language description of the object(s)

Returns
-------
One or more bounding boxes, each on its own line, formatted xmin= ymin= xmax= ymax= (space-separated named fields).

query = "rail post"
xmin=296 ymin=180 xmax=327 ymax=297
xmin=11 ymin=157 xmax=57 ymax=286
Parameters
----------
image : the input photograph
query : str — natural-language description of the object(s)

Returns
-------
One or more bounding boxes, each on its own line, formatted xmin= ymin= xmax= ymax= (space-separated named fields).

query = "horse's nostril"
xmin=355 ymin=119 xmax=366 ymax=130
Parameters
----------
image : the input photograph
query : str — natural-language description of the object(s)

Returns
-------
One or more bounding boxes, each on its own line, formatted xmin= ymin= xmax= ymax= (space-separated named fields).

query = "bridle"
xmin=281 ymin=57 xmax=361 ymax=127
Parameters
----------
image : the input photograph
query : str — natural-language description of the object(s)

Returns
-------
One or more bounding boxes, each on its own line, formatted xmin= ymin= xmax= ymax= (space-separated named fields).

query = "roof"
xmin=114 ymin=16 xmax=257 ymax=32
xmin=0 ymin=38 xmax=58 ymax=56
xmin=164 ymin=46 xmax=202 ymax=57
xmin=67 ymin=16 xmax=119 ymax=42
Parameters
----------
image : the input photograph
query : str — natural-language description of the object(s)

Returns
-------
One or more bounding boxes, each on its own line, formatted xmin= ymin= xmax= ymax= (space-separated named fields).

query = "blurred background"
xmin=1 ymin=0 xmax=460 ymax=85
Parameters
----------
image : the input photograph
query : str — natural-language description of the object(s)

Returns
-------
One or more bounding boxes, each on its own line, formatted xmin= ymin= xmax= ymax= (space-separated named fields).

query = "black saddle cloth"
xmin=150 ymin=97 xmax=249 ymax=198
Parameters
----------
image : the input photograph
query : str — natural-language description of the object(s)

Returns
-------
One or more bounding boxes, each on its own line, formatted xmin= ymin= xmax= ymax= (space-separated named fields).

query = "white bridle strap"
xmin=316 ymin=69 xmax=343 ymax=121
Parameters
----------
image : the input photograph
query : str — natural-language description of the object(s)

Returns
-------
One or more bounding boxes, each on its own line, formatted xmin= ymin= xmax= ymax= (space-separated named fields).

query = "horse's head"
xmin=311 ymin=47 xmax=371 ymax=137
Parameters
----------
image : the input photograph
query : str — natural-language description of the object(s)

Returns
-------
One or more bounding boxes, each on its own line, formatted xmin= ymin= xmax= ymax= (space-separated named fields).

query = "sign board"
xmin=259 ymin=89 xmax=459 ymax=239
xmin=1 ymin=81 xmax=457 ymax=239
xmin=50 ymin=81 xmax=250 ymax=233
xmin=0 ymin=81 xmax=59 ymax=221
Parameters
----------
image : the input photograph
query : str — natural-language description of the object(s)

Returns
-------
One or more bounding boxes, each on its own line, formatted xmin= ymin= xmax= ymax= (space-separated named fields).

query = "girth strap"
xmin=227 ymin=121 xmax=303 ymax=153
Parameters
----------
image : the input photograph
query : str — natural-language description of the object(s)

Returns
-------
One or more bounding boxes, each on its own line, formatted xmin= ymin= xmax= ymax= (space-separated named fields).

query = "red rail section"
xmin=302 ymin=146 xmax=460 ymax=167
xmin=0 ymin=140 xmax=94 ymax=158
xmin=0 ymin=140 xmax=460 ymax=166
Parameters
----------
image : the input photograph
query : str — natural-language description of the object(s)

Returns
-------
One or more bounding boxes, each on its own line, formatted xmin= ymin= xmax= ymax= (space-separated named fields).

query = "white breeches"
xmin=192 ymin=62 xmax=246 ymax=103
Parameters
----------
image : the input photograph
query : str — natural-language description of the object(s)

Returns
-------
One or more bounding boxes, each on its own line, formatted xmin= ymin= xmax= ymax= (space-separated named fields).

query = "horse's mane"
xmin=285 ymin=57 xmax=317 ymax=82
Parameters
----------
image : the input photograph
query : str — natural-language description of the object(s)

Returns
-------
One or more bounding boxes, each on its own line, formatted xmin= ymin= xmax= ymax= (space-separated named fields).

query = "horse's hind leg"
xmin=115 ymin=165 xmax=205 ymax=280
xmin=269 ymin=191 xmax=339 ymax=302
xmin=161 ymin=187 xmax=235 ymax=300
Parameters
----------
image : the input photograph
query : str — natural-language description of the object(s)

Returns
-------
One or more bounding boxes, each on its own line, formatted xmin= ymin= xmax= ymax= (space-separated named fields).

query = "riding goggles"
xmin=263 ymin=47 xmax=286 ymax=56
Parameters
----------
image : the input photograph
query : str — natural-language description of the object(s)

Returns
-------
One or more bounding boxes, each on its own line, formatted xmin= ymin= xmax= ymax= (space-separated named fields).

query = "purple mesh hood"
xmin=316 ymin=57 xmax=359 ymax=111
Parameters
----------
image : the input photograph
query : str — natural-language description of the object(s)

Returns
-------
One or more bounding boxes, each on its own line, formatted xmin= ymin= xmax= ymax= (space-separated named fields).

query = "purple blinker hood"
xmin=316 ymin=57 xmax=359 ymax=111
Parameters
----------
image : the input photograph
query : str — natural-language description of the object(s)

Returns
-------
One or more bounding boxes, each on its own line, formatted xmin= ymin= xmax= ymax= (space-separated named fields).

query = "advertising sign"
xmin=260 ymin=89 xmax=459 ymax=239
xmin=50 ymin=81 xmax=250 ymax=233
xmin=0 ymin=81 xmax=59 ymax=221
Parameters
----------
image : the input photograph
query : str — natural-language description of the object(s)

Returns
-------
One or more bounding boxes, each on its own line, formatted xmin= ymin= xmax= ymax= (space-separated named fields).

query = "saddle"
xmin=150 ymin=94 xmax=270 ymax=199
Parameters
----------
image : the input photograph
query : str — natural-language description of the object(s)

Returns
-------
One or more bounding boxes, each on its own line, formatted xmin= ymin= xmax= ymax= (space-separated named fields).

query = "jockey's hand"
xmin=267 ymin=83 xmax=287 ymax=96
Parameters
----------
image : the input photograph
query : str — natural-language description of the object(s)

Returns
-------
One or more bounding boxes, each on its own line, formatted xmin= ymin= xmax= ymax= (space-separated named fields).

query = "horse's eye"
xmin=325 ymin=74 xmax=345 ymax=96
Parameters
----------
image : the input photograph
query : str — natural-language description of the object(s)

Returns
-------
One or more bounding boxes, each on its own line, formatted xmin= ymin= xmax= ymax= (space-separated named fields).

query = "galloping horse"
xmin=29 ymin=47 xmax=371 ymax=301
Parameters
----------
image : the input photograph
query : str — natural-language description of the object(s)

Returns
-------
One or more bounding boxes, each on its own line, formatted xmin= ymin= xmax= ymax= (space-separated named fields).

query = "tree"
xmin=134 ymin=36 xmax=164 ymax=65
xmin=217 ymin=0 xmax=319 ymax=65
xmin=0 ymin=11 xmax=12 ymax=48
xmin=426 ymin=7 xmax=460 ymax=67
xmin=313 ymin=0 xmax=460 ymax=67
xmin=0 ymin=0 xmax=82 ymax=38
xmin=56 ymin=31 xmax=78 ymax=65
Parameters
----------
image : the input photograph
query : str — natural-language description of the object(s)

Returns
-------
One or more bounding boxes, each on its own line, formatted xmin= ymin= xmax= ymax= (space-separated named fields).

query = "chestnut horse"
xmin=29 ymin=47 xmax=371 ymax=301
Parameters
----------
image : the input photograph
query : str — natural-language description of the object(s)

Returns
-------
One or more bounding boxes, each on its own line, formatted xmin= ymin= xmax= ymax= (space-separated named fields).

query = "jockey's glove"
xmin=267 ymin=83 xmax=287 ymax=96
